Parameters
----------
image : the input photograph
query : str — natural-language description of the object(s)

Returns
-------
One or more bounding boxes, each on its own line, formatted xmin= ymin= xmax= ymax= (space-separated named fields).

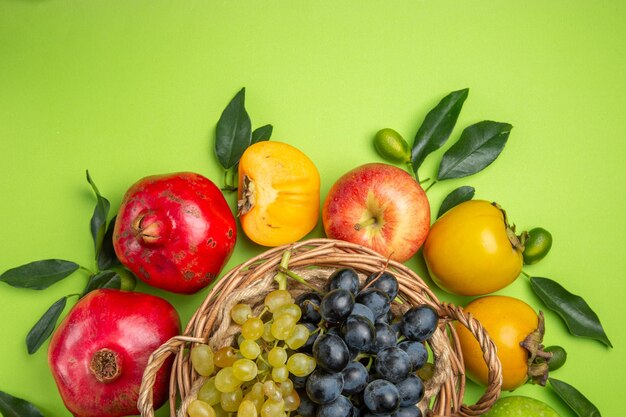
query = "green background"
xmin=1 ymin=1 xmax=624 ymax=416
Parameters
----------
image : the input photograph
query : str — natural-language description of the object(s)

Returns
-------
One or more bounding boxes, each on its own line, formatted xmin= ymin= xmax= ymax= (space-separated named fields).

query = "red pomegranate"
xmin=48 ymin=289 xmax=180 ymax=417
xmin=113 ymin=172 xmax=237 ymax=294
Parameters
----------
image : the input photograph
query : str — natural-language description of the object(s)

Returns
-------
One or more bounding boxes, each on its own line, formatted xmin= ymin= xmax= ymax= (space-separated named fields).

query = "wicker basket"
xmin=138 ymin=239 xmax=502 ymax=417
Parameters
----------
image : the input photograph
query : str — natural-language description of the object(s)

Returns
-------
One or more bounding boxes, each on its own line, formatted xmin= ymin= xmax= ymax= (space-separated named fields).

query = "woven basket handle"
xmin=441 ymin=303 xmax=503 ymax=417
xmin=138 ymin=335 xmax=203 ymax=417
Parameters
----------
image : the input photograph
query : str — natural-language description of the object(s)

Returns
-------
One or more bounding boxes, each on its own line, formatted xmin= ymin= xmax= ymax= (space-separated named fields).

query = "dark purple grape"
xmin=397 ymin=340 xmax=428 ymax=371
xmin=392 ymin=406 xmax=422 ymax=417
xmin=341 ymin=361 xmax=369 ymax=395
xmin=306 ymin=369 xmax=344 ymax=405
xmin=328 ymin=268 xmax=360 ymax=295
xmin=351 ymin=303 xmax=375 ymax=323
xmin=372 ymin=322 xmax=396 ymax=353
xmin=395 ymin=375 xmax=424 ymax=406
xmin=375 ymin=347 xmax=410 ymax=383
xmin=292 ymin=374 xmax=309 ymax=389
xmin=321 ymin=289 xmax=355 ymax=324
xmin=313 ymin=333 xmax=350 ymax=372
xmin=317 ymin=395 xmax=354 ymax=417
xmin=341 ymin=315 xmax=375 ymax=352
xmin=297 ymin=389 xmax=317 ymax=416
xmin=363 ymin=411 xmax=390 ymax=417
xmin=297 ymin=292 xmax=322 ymax=324
xmin=327 ymin=326 xmax=341 ymax=337
xmin=356 ymin=288 xmax=390 ymax=319
xmin=389 ymin=318 xmax=402 ymax=334
xmin=363 ymin=379 xmax=401 ymax=414
xmin=365 ymin=272 xmax=399 ymax=300
xmin=375 ymin=309 xmax=394 ymax=325
xmin=400 ymin=306 xmax=438 ymax=342
xmin=352 ymin=406 xmax=362 ymax=417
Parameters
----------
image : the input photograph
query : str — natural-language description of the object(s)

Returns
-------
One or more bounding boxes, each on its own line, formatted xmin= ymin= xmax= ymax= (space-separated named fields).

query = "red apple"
xmin=322 ymin=163 xmax=430 ymax=262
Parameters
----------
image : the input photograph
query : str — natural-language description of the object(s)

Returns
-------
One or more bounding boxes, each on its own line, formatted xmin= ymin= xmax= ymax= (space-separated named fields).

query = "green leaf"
xmin=530 ymin=277 xmax=612 ymax=347
xmin=215 ymin=87 xmax=252 ymax=169
xmin=81 ymin=270 xmax=121 ymax=297
xmin=26 ymin=296 xmax=67 ymax=354
xmin=1 ymin=259 xmax=79 ymax=290
xmin=97 ymin=216 xmax=120 ymax=271
xmin=0 ymin=390 xmax=45 ymax=417
xmin=86 ymin=170 xmax=111 ymax=258
xmin=549 ymin=378 xmax=601 ymax=417
xmin=437 ymin=121 xmax=512 ymax=180
xmin=411 ymin=88 xmax=469 ymax=174
xmin=437 ymin=186 xmax=475 ymax=218
xmin=251 ymin=124 xmax=273 ymax=144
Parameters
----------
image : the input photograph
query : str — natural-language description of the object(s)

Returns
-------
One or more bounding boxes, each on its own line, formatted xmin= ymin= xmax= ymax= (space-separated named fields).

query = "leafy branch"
xmin=214 ymin=87 xmax=274 ymax=192
xmin=0 ymin=171 xmax=134 ymax=354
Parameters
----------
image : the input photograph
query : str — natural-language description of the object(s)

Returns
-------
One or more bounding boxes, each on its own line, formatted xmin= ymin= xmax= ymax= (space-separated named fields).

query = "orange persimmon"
xmin=237 ymin=141 xmax=320 ymax=246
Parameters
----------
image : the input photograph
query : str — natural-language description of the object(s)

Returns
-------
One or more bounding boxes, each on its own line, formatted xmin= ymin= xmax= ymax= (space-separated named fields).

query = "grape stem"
xmin=277 ymin=266 xmax=325 ymax=295
xmin=274 ymin=251 xmax=292 ymax=290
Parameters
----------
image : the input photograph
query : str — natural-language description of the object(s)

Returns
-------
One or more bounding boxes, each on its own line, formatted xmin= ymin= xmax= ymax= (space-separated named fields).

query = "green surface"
xmin=1 ymin=1 xmax=625 ymax=416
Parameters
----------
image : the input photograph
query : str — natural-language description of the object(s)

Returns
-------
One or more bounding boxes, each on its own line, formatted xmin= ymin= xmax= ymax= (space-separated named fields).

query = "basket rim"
xmin=138 ymin=238 xmax=502 ymax=417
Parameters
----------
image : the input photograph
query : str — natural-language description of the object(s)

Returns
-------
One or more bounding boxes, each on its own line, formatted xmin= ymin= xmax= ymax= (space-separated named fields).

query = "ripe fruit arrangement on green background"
xmin=0 ymin=87 xmax=611 ymax=417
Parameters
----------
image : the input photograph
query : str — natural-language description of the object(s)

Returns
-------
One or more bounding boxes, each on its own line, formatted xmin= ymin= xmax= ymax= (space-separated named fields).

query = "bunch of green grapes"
xmin=186 ymin=289 xmax=317 ymax=417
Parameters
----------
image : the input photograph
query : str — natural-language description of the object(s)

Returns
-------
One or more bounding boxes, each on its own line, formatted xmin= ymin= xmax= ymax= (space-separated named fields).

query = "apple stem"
xmin=354 ymin=217 xmax=377 ymax=231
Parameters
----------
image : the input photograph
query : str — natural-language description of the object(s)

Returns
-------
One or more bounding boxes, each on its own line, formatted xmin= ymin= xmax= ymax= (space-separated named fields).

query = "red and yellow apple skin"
xmin=322 ymin=163 xmax=430 ymax=262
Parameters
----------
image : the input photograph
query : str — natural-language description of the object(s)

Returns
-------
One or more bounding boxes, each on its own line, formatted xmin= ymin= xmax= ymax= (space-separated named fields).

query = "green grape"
xmin=268 ymin=347 xmax=288 ymax=368
xmin=238 ymin=399 xmax=258 ymax=417
xmin=187 ymin=399 xmax=216 ymax=417
xmin=198 ymin=377 xmax=221 ymax=406
xmin=214 ymin=346 xmax=238 ymax=368
xmin=237 ymin=333 xmax=246 ymax=347
xmin=261 ymin=398 xmax=286 ymax=417
xmin=191 ymin=344 xmax=215 ymax=377
xmin=231 ymin=303 xmax=253 ymax=325
xmin=240 ymin=339 xmax=261 ymax=359
xmin=263 ymin=380 xmax=282 ymax=402
xmin=271 ymin=314 xmax=297 ymax=340
xmin=212 ymin=405 xmax=228 ymax=417
xmin=243 ymin=382 xmax=264 ymax=413
xmin=220 ymin=389 xmax=243 ymax=412
xmin=278 ymin=380 xmax=293 ymax=397
xmin=214 ymin=367 xmax=241 ymax=393
xmin=271 ymin=366 xmax=289 ymax=383
xmin=242 ymin=317 xmax=265 ymax=340
xmin=232 ymin=358 xmax=258 ymax=382
xmin=256 ymin=354 xmax=270 ymax=374
xmin=262 ymin=322 xmax=276 ymax=342
xmin=274 ymin=303 xmax=302 ymax=321
xmin=264 ymin=290 xmax=293 ymax=312
xmin=286 ymin=353 xmax=316 ymax=377
xmin=285 ymin=324 xmax=310 ymax=350
xmin=283 ymin=390 xmax=300 ymax=412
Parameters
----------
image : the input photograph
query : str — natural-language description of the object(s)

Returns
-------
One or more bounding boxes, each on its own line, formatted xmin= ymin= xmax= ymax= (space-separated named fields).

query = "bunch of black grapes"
xmin=291 ymin=268 xmax=439 ymax=417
